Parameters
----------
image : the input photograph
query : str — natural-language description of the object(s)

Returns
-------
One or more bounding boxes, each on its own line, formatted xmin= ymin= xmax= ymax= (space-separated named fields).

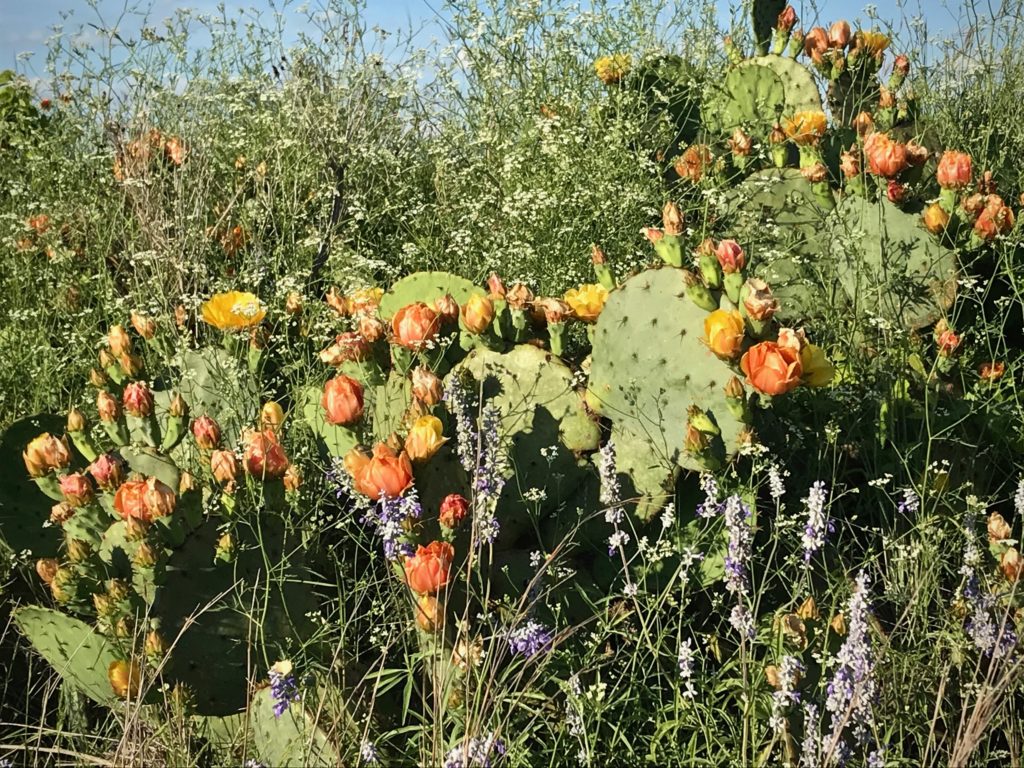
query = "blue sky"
xmin=0 ymin=0 xmax=961 ymax=78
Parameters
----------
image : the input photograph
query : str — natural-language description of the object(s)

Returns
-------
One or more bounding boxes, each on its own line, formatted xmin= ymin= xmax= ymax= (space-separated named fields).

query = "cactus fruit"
xmin=831 ymin=195 xmax=958 ymax=329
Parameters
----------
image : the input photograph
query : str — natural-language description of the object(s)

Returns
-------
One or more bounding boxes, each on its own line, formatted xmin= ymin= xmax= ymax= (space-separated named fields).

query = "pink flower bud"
xmin=714 ymin=240 xmax=746 ymax=273
xmin=122 ymin=381 xmax=154 ymax=417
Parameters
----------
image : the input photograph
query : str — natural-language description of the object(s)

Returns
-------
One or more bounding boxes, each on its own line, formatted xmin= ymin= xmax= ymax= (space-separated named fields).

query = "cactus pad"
xmin=13 ymin=605 xmax=124 ymax=706
xmin=751 ymin=0 xmax=787 ymax=55
xmin=588 ymin=267 xmax=748 ymax=517
xmin=249 ymin=687 xmax=344 ymax=767
xmin=377 ymin=271 xmax=484 ymax=320
xmin=705 ymin=55 xmax=821 ymax=136
xmin=176 ymin=348 xmax=259 ymax=446
xmin=831 ymin=195 xmax=958 ymax=329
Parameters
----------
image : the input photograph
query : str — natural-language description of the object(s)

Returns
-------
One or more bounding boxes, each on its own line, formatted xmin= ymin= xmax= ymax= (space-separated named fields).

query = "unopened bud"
xmin=35 ymin=558 xmax=59 ymax=585
xmin=89 ymin=368 xmax=109 ymax=388
xmin=725 ymin=376 xmax=746 ymax=400
xmin=66 ymin=537 xmax=92 ymax=563
xmin=486 ymin=273 xmax=506 ymax=299
xmin=130 ymin=311 xmax=156 ymax=340
xmin=119 ymin=352 xmax=144 ymax=378
xmin=434 ymin=294 xmax=460 ymax=322
xmin=108 ymin=325 xmax=131 ymax=357
xmin=284 ymin=291 xmax=303 ymax=315
xmin=662 ymin=201 xmax=684 ymax=236
xmin=261 ymin=401 xmax=285 ymax=432
xmin=50 ymin=501 xmax=75 ymax=524
xmin=97 ymin=391 xmax=121 ymax=422
xmin=67 ymin=408 xmax=87 ymax=433
xmin=169 ymin=392 xmax=188 ymax=418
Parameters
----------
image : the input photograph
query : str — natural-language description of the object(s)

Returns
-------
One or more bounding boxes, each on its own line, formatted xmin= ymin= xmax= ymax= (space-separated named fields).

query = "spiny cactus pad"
xmin=377 ymin=271 xmax=484 ymax=320
xmin=13 ymin=605 xmax=123 ymax=706
xmin=831 ymin=195 xmax=958 ymax=329
xmin=705 ymin=56 xmax=821 ymax=136
xmin=249 ymin=686 xmax=344 ymax=767
xmin=176 ymin=348 xmax=259 ymax=446
xmin=448 ymin=344 xmax=595 ymax=540
xmin=721 ymin=168 xmax=837 ymax=321
xmin=588 ymin=267 xmax=748 ymax=517
xmin=0 ymin=414 xmax=64 ymax=556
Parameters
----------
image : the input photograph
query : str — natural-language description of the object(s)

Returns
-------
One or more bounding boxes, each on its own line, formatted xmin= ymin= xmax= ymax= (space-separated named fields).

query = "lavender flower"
xmin=959 ymin=513 xmax=1017 ymax=656
xmin=268 ymin=660 xmax=301 ymax=718
xmin=769 ymin=655 xmax=805 ymax=732
xmin=824 ymin=571 xmax=878 ymax=762
xmin=799 ymin=703 xmax=821 ymax=768
xmin=472 ymin=404 xmax=509 ymax=545
xmin=697 ymin=473 xmax=719 ymax=518
xmin=677 ymin=638 xmax=697 ymax=699
xmin=721 ymin=495 xmax=755 ymax=639
xmin=360 ymin=739 xmax=379 ymax=764
xmin=768 ymin=463 xmax=787 ymax=500
xmin=443 ymin=732 xmax=507 ymax=768
xmin=1015 ymin=477 xmax=1024 ymax=517
xmin=508 ymin=619 xmax=553 ymax=658
xmin=362 ymin=490 xmax=422 ymax=559
xmin=598 ymin=440 xmax=631 ymax=556
xmin=896 ymin=487 xmax=919 ymax=516
xmin=801 ymin=481 xmax=830 ymax=562
xmin=445 ymin=379 xmax=477 ymax=475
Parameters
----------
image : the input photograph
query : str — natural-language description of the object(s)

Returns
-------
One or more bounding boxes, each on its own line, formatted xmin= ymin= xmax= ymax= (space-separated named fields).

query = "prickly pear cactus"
xmin=751 ymin=0 xmax=787 ymax=55
xmin=377 ymin=271 xmax=484 ymax=320
xmin=587 ymin=268 xmax=749 ymax=517
xmin=12 ymin=606 xmax=124 ymax=706
xmin=627 ymin=53 xmax=703 ymax=146
xmin=831 ymin=195 xmax=958 ymax=329
xmin=176 ymin=347 xmax=259 ymax=445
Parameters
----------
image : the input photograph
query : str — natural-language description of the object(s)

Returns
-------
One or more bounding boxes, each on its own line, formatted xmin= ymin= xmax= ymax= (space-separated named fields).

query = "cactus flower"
xmin=391 ymin=302 xmax=441 ymax=350
xmin=922 ymin=203 xmax=950 ymax=234
xmin=863 ymin=132 xmax=908 ymax=178
xmin=715 ymin=240 xmax=745 ymax=273
xmin=433 ymin=293 xmax=461 ymax=322
xmin=855 ymin=30 xmax=889 ymax=57
xmin=729 ymin=127 xmax=753 ymax=157
xmin=564 ymin=283 xmax=609 ymax=323
xmin=119 ymin=352 xmax=144 ymax=378
xmin=23 ymin=433 xmax=71 ymax=477
xmin=839 ymin=149 xmax=860 ymax=178
xmin=108 ymin=660 xmax=143 ymax=699
xmin=114 ymin=477 xmax=175 ymax=522
xmin=243 ymin=429 xmax=290 ymax=480
xmin=358 ymin=314 xmax=385 ymax=342
xmin=130 ymin=311 xmax=156 ymax=340
xmin=800 ymin=344 xmax=835 ymax=387
xmin=415 ymin=594 xmax=444 ymax=632
xmin=740 ymin=341 xmax=803 ymax=395
xmin=462 ymin=295 xmax=495 ymax=334
xmin=411 ymin=367 xmax=444 ymax=406
xmin=829 ymin=20 xmax=852 ymax=48
xmin=886 ymin=180 xmax=907 ymax=204
xmin=989 ymin=512 xmax=1012 ymax=543
xmin=674 ymin=144 xmax=712 ymax=182
xmin=210 ymin=449 xmax=241 ymax=487
xmin=777 ymin=5 xmax=797 ymax=32
xmin=284 ymin=291 xmax=303 ymax=315
xmin=439 ymin=493 xmax=469 ymax=529
xmin=59 ymin=472 xmax=94 ymax=508
xmin=201 ymin=291 xmax=266 ymax=330
xmin=979 ymin=361 xmax=1006 ymax=381
xmin=1002 ymin=547 xmax=1023 ymax=582
xmin=742 ymin=278 xmax=779 ymax=321
xmin=321 ymin=375 xmax=365 ymax=426
xmin=283 ymin=464 xmax=302 ymax=492
xmin=404 ymin=415 xmax=448 ymax=463
xmin=108 ymin=324 xmax=132 ymax=357
xmin=801 ymin=162 xmax=828 ymax=183
xmin=851 ymin=111 xmax=874 ymax=137
xmin=49 ymin=501 xmax=75 ymax=524
xmin=122 ymin=381 xmax=154 ymax=417
xmin=403 ymin=540 xmax=454 ymax=595
xmin=936 ymin=150 xmax=972 ymax=189
xmin=974 ymin=195 xmax=1015 ymax=241
xmin=593 ymin=53 xmax=631 ymax=85
xmin=261 ymin=401 xmax=285 ymax=432
xmin=703 ymin=310 xmax=745 ymax=360
xmin=319 ymin=331 xmax=372 ymax=365
xmin=935 ymin=327 xmax=961 ymax=357
xmin=533 ymin=297 xmax=570 ymax=324
xmin=662 ymin=201 xmax=684 ymax=236
xmin=487 ymin=273 xmax=507 ymax=299
xmin=191 ymin=415 xmax=221 ymax=449
xmin=35 ymin=558 xmax=59 ymax=585
xmin=783 ymin=110 xmax=827 ymax=145
xmin=164 ymin=136 xmax=185 ymax=165
xmin=345 ymin=443 xmax=414 ymax=500
xmin=506 ymin=282 xmax=535 ymax=311
xmin=803 ymin=27 xmax=829 ymax=63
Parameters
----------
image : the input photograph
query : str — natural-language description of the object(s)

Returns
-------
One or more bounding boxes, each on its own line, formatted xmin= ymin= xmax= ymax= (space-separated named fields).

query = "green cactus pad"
xmin=0 ymin=414 xmax=64 ymax=557
xmin=176 ymin=348 xmax=259 ymax=446
xmin=705 ymin=55 xmax=821 ymax=136
xmin=721 ymin=168 xmax=837 ymax=321
xmin=831 ymin=195 xmax=958 ymax=329
xmin=121 ymin=445 xmax=182 ymax=490
xmin=588 ymin=267 xmax=748 ymax=518
xmin=377 ymin=271 xmax=484 ymax=320
xmin=249 ymin=687 xmax=344 ymax=767
xmin=446 ymin=345 xmax=595 ymax=541
xmin=13 ymin=605 xmax=124 ymax=706
xmin=64 ymin=504 xmax=115 ymax=550
xmin=371 ymin=370 xmax=414 ymax=441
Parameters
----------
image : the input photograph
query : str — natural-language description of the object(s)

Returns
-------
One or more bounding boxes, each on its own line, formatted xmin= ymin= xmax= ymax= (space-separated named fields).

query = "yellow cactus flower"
xmin=564 ymin=284 xmax=609 ymax=323
xmin=404 ymin=416 xmax=448 ymax=463
xmin=856 ymin=30 xmax=890 ymax=57
xmin=201 ymin=291 xmax=266 ymax=330
xmin=594 ymin=54 xmax=632 ymax=85
xmin=703 ymin=309 xmax=745 ymax=359
xmin=108 ymin=659 xmax=143 ymax=698
xmin=783 ymin=110 xmax=828 ymax=145
xmin=800 ymin=343 xmax=835 ymax=387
